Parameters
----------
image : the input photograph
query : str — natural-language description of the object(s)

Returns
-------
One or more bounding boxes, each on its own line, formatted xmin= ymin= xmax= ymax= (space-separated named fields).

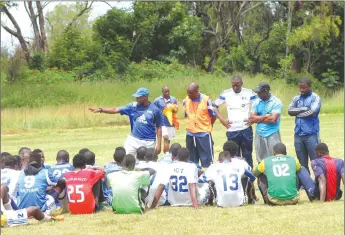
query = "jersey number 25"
xmin=67 ymin=185 xmax=85 ymax=203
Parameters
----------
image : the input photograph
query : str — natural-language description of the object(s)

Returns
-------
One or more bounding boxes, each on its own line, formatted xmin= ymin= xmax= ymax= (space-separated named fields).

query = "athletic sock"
xmin=41 ymin=213 xmax=51 ymax=222
xmin=3 ymin=200 xmax=13 ymax=211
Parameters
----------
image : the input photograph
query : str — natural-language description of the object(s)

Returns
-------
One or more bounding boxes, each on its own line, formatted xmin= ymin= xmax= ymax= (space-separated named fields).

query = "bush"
xmin=29 ymin=52 xmax=46 ymax=71
xmin=23 ymin=67 xmax=76 ymax=84
xmin=321 ymin=69 xmax=340 ymax=89
xmin=122 ymin=60 xmax=200 ymax=81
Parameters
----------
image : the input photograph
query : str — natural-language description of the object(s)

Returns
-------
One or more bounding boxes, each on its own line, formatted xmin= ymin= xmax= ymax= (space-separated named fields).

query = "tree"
xmin=45 ymin=2 xmax=94 ymax=45
xmin=1 ymin=2 xmax=30 ymax=62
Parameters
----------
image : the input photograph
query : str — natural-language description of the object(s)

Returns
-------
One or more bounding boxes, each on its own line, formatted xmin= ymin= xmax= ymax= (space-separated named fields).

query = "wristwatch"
xmin=99 ymin=108 xmax=103 ymax=113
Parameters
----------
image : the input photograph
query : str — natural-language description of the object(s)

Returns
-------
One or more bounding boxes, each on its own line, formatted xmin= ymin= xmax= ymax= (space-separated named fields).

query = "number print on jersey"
xmin=170 ymin=175 xmax=188 ymax=192
xmin=24 ymin=176 xmax=35 ymax=188
xmin=273 ymin=164 xmax=290 ymax=177
xmin=222 ymin=174 xmax=239 ymax=191
xmin=67 ymin=185 xmax=85 ymax=203
xmin=53 ymin=169 xmax=70 ymax=178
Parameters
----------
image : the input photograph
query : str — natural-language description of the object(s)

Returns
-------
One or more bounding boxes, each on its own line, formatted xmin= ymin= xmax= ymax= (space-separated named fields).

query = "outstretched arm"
xmin=88 ymin=107 xmax=120 ymax=114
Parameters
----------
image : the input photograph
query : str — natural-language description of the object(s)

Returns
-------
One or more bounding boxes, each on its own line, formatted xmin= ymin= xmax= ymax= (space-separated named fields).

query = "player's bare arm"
xmin=214 ymin=108 xmax=231 ymax=129
xmin=189 ymin=183 xmax=199 ymax=209
xmin=262 ymin=113 xmax=280 ymax=124
xmin=156 ymin=127 xmax=162 ymax=155
xmin=249 ymin=112 xmax=268 ymax=123
xmin=318 ymin=174 xmax=327 ymax=202
xmin=88 ymin=107 xmax=120 ymax=114
xmin=151 ymin=184 xmax=165 ymax=209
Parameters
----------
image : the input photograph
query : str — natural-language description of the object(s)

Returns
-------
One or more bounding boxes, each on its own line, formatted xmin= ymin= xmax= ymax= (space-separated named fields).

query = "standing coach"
xmin=88 ymin=87 xmax=163 ymax=157
xmin=183 ymin=83 xmax=216 ymax=168
xmin=214 ymin=75 xmax=257 ymax=168
xmin=288 ymin=77 xmax=321 ymax=174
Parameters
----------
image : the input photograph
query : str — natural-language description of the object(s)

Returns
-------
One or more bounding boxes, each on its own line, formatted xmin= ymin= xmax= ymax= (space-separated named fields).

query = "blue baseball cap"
xmin=132 ymin=87 xmax=149 ymax=97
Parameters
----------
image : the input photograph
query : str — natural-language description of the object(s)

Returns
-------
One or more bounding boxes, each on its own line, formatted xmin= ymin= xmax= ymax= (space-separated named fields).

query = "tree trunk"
xmin=27 ymin=1 xmax=42 ymax=52
xmin=36 ymin=1 xmax=49 ymax=54
xmin=286 ymin=1 xmax=293 ymax=56
xmin=1 ymin=5 xmax=30 ymax=62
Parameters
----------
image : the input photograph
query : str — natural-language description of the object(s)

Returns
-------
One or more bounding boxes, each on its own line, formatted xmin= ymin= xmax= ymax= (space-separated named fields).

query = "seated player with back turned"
xmin=64 ymin=154 xmax=105 ymax=214
xmin=151 ymin=148 xmax=199 ymax=209
xmin=202 ymin=151 xmax=255 ymax=207
xmin=299 ymin=143 xmax=345 ymax=202
xmin=106 ymin=154 xmax=155 ymax=214
xmin=252 ymin=143 xmax=301 ymax=205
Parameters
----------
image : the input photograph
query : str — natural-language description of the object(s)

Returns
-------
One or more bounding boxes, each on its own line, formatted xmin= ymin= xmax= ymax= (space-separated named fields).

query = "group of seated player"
xmin=0 ymin=141 xmax=344 ymax=227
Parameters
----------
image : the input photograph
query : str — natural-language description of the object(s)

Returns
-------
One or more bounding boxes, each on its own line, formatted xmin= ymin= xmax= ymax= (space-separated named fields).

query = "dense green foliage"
xmin=1 ymin=1 xmax=344 ymax=89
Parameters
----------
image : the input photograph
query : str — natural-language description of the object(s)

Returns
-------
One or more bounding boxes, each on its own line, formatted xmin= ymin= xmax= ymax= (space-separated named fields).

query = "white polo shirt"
xmin=215 ymin=88 xmax=257 ymax=132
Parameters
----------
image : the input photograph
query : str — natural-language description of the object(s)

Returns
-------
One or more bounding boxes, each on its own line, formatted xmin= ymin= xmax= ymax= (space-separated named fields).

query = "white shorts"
xmin=4 ymin=209 xmax=28 ymax=227
xmin=162 ymin=126 xmax=176 ymax=140
xmin=197 ymin=183 xmax=211 ymax=205
xmin=124 ymin=135 xmax=156 ymax=157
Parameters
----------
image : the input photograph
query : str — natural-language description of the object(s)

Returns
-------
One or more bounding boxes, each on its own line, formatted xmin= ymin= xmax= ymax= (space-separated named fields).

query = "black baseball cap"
xmin=253 ymin=82 xmax=270 ymax=93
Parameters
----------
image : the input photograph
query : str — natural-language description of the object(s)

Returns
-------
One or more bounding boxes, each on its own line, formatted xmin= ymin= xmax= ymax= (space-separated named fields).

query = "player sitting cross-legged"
xmin=151 ymin=148 xmax=199 ymax=209
xmin=64 ymin=154 xmax=105 ymax=214
xmin=50 ymin=150 xmax=74 ymax=180
xmin=202 ymin=151 xmax=256 ymax=207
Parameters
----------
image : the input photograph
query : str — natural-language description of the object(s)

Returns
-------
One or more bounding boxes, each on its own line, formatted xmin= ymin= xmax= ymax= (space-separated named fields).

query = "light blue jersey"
xmin=50 ymin=162 xmax=74 ymax=179
xmin=17 ymin=168 xmax=59 ymax=211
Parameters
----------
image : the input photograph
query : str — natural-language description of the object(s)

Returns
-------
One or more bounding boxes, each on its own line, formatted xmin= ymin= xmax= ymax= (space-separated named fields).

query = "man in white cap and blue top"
xmin=89 ymin=87 xmax=163 ymax=157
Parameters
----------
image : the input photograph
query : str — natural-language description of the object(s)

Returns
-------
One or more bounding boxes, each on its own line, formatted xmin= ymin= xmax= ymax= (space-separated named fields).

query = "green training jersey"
xmin=259 ymin=155 xmax=300 ymax=200
xmin=106 ymin=170 xmax=150 ymax=214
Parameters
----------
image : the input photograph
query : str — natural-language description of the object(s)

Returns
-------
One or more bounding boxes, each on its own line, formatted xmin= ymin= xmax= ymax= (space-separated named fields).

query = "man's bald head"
xmin=187 ymin=83 xmax=200 ymax=100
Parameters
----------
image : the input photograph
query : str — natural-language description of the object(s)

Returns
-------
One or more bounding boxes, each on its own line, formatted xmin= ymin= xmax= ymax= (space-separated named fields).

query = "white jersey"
xmin=147 ymin=162 xmax=168 ymax=207
xmin=160 ymin=161 xmax=198 ymax=206
xmin=204 ymin=159 xmax=247 ymax=207
xmin=215 ymin=88 xmax=257 ymax=132
xmin=136 ymin=161 xmax=148 ymax=169
xmin=1 ymin=168 xmax=20 ymax=200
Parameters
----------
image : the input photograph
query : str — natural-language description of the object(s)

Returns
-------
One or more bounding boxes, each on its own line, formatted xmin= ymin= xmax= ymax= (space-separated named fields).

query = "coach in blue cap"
xmin=89 ymin=87 xmax=163 ymax=157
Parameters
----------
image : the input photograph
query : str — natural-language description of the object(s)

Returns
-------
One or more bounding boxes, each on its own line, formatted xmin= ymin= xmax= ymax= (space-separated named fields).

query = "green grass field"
xmin=1 ymin=114 xmax=344 ymax=235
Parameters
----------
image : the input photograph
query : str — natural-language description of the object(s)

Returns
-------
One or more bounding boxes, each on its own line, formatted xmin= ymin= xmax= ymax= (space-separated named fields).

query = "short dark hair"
xmin=170 ymin=143 xmax=182 ymax=157
xmin=223 ymin=141 xmax=239 ymax=157
xmin=18 ymin=147 xmax=31 ymax=156
xmin=273 ymin=143 xmax=287 ymax=155
xmin=145 ymin=148 xmax=157 ymax=162
xmin=33 ymin=149 xmax=44 ymax=157
xmin=298 ymin=77 xmax=312 ymax=86
xmin=124 ymin=154 xmax=136 ymax=170
xmin=2 ymin=155 xmax=16 ymax=169
xmin=219 ymin=151 xmax=231 ymax=161
xmin=1 ymin=152 xmax=12 ymax=159
xmin=232 ymin=75 xmax=243 ymax=82
xmin=29 ymin=150 xmax=43 ymax=166
xmin=56 ymin=150 xmax=69 ymax=163
xmin=177 ymin=148 xmax=189 ymax=162
xmin=13 ymin=155 xmax=21 ymax=169
xmin=315 ymin=143 xmax=329 ymax=155
xmin=114 ymin=147 xmax=126 ymax=165
xmin=137 ymin=146 xmax=147 ymax=161
xmin=83 ymin=151 xmax=95 ymax=166
xmin=73 ymin=154 xmax=86 ymax=169
xmin=79 ymin=148 xmax=89 ymax=155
